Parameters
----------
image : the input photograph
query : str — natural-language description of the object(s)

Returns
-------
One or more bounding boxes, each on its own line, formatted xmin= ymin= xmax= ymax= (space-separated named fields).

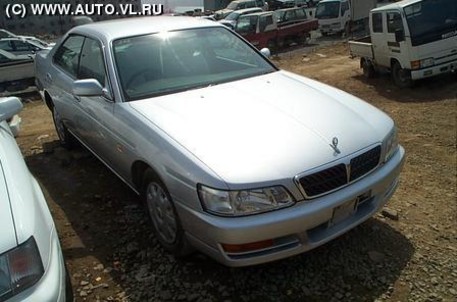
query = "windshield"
xmin=404 ymin=0 xmax=457 ymax=46
xmin=226 ymin=11 xmax=241 ymax=20
xmin=315 ymin=2 xmax=340 ymax=19
xmin=113 ymin=27 xmax=276 ymax=101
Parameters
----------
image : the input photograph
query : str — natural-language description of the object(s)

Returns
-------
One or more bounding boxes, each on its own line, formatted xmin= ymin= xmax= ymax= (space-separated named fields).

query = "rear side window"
xmin=372 ymin=13 xmax=383 ymax=33
xmin=295 ymin=8 xmax=307 ymax=19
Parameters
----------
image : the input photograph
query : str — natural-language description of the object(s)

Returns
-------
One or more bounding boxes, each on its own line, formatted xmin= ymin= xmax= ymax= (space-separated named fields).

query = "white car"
xmin=0 ymin=38 xmax=53 ymax=56
xmin=0 ymin=29 xmax=55 ymax=49
xmin=35 ymin=17 xmax=404 ymax=267
xmin=0 ymin=97 xmax=72 ymax=301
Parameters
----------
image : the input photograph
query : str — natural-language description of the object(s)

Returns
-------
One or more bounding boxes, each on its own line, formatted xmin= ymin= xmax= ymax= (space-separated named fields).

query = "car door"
xmin=76 ymin=37 xmax=138 ymax=180
xmin=74 ymin=37 xmax=118 ymax=163
xmin=385 ymin=10 xmax=408 ymax=66
xmin=370 ymin=11 xmax=390 ymax=67
xmin=50 ymin=35 xmax=85 ymax=136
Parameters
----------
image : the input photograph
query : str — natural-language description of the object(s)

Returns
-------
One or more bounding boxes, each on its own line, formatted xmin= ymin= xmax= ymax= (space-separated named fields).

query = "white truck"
xmin=348 ymin=0 xmax=457 ymax=87
xmin=315 ymin=0 xmax=377 ymax=36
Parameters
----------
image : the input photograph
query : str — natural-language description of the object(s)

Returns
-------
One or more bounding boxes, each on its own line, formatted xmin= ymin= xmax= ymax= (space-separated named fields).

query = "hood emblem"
xmin=330 ymin=137 xmax=341 ymax=154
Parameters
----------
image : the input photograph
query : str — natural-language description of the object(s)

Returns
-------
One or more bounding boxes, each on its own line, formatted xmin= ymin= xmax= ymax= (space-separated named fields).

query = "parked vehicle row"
xmin=0 ymin=97 xmax=72 ymax=301
xmin=35 ymin=16 xmax=404 ymax=267
xmin=316 ymin=0 xmax=377 ymax=36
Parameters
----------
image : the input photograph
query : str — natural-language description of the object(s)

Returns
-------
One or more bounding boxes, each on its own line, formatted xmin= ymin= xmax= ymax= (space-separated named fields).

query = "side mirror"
xmin=72 ymin=79 xmax=104 ymax=97
xmin=395 ymin=29 xmax=405 ymax=43
xmin=0 ymin=97 xmax=23 ymax=122
xmin=260 ymin=47 xmax=271 ymax=58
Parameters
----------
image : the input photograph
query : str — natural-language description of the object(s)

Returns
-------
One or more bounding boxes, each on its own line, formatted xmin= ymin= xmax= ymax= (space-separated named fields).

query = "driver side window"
xmin=341 ymin=1 xmax=349 ymax=16
xmin=78 ymin=38 xmax=106 ymax=86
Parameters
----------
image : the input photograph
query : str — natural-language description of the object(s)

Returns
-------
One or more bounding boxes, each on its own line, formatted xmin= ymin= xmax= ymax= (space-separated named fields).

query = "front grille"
xmin=298 ymin=146 xmax=381 ymax=198
xmin=350 ymin=146 xmax=381 ymax=181
xmin=299 ymin=164 xmax=347 ymax=197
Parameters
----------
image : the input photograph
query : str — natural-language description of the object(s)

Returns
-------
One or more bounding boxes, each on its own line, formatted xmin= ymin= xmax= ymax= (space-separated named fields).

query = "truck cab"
xmin=315 ymin=0 xmax=350 ymax=35
xmin=349 ymin=0 xmax=457 ymax=87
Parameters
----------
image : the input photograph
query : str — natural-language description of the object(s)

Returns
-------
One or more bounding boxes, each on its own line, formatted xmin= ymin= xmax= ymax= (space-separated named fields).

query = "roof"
xmin=241 ymin=11 xmax=273 ymax=17
xmin=371 ymin=0 xmax=421 ymax=12
xmin=70 ymin=16 xmax=221 ymax=43
xmin=228 ymin=7 xmax=263 ymax=14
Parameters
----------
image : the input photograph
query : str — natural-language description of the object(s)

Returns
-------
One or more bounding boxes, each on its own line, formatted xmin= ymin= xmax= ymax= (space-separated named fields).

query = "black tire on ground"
xmin=142 ymin=169 xmax=192 ymax=257
xmin=392 ymin=61 xmax=413 ymax=88
xmin=362 ymin=59 xmax=376 ymax=79
xmin=52 ymin=105 xmax=77 ymax=149
xmin=65 ymin=263 xmax=74 ymax=302
xmin=267 ymin=39 xmax=277 ymax=53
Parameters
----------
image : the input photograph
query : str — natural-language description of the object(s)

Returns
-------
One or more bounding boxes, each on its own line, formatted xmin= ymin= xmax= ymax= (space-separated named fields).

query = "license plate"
xmin=330 ymin=199 xmax=356 ymax=226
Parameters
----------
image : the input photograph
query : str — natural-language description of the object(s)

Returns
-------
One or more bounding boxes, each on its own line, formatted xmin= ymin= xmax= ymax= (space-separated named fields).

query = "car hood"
xmin=130 ymin=71 xmax=393 ymax=184
xmin=0 ymin=155 xmax=18 ymax=254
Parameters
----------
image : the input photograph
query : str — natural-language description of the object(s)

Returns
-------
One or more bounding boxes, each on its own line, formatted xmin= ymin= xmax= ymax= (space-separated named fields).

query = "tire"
xmin=362 ymin=59 xmax=376 ymax=79
xmin=65 ymin=264 xmax=74 ymax=302
xmin=267 ymin=39 xmax=277 ymax=54
xmin=142 ymin=169 xmax=192 ymax=257
xmin=392 ymin=61 xmax=413 ymax=88
xmin=52 ymin=105 xmax=76 ymax=149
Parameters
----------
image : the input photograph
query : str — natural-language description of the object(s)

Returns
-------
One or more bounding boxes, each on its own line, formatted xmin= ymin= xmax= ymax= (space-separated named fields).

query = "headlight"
xmin=198 ymin=185 xmax=295 ymax=216
xmin=421 ymin=57 xmax=434 ymax=68
xmin=0 ymin=237 xmax=44 ymax=300
xmin=411 ymin=58 xmax=434 ymax=70
xmin=383 ymin=127 xmax=398 ymax=162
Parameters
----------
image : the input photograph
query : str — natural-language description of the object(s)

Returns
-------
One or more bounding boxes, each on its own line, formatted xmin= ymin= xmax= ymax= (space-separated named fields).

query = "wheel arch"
xmin=390 ymin=57 xmax=401 ymax=70
xmin=131 ymin=160 xmax=162 ymax=193
xmin=43 ymin=90 xmax=54 ymax=110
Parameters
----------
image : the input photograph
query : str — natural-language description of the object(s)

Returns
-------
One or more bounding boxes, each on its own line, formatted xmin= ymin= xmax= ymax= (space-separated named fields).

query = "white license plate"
xmin=330 ymin=199 xmax=356 ymax=226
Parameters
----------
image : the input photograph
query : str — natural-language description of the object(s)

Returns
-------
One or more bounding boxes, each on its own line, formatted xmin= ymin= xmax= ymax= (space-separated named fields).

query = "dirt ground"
xmin=15 ymin=42 xmax=456 ymax=301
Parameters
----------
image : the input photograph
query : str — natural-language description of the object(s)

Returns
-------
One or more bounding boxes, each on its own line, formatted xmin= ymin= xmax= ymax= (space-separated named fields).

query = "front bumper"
xmin=411 ymin=59 xmax=457 ymax=80
xmin=9 ymin=227 xmax=67 ymax=302
xmin=177 ymin=146 xmax=405 ymax=267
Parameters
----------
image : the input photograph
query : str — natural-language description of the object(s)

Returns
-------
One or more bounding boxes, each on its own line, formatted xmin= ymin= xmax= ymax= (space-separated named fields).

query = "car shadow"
xmin=352 ymin=72 xmax=457 ymax=103
xmin=25 ymin=144 xmax=414 ymax=301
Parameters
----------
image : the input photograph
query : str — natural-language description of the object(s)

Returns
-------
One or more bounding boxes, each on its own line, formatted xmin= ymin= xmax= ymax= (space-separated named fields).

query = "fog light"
xmin=222 ymin=239 xmax=274 ymax=253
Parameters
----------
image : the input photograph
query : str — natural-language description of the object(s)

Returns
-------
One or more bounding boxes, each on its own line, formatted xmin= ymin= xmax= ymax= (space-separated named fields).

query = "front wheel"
xmin=142 ymin=170 xmax=192 ymax=257
xmin=392 ymin=62 xmax=413 ymax=88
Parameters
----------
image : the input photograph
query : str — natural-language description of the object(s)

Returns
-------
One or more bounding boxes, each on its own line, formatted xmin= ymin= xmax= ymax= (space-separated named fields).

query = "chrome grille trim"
xmin=295 ymin=144 xmax=382 ymax=199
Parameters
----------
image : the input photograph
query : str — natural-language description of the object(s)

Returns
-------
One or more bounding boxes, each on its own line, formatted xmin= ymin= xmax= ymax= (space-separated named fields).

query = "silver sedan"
xmin=35 ymin=16 xmax=405 ymax=267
